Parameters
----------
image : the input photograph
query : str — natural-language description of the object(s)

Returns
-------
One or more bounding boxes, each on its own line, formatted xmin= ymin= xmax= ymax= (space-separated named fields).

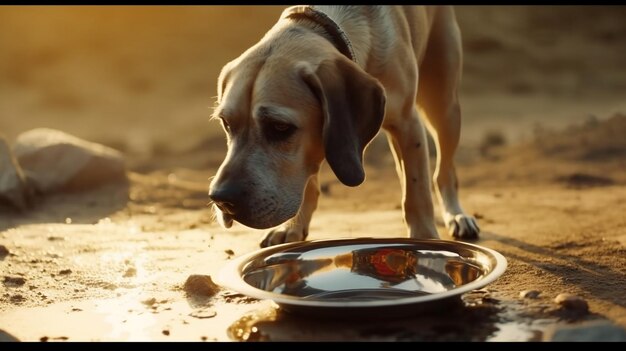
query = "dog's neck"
xmin=282 ymin=5 xmax=373 ymax=69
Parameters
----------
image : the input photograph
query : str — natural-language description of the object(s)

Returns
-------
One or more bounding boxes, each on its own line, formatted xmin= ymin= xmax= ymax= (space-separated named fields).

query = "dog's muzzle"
xmin=209 ymin=181 xmax=299 ymax=230
xmin=209 ymin=183 xmax=243 ymax=228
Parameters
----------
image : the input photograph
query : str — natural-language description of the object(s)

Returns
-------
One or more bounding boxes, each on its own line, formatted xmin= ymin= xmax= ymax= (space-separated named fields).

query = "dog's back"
xmin=210 ymin=5 xmax=479 ymax=245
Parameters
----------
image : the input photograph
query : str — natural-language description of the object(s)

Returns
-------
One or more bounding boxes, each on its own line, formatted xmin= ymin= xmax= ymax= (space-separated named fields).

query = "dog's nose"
xmin=209 ymin=185 xmax=242 ymax=215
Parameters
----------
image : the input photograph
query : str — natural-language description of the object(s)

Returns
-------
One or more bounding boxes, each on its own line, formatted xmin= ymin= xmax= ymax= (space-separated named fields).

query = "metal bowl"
xmin=216 ymin=238 xmax=507 ymax=318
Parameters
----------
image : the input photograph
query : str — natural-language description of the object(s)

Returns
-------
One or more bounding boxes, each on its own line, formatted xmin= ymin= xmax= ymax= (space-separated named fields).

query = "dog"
xmin=208 ymin=5 xmax=480 ymax=247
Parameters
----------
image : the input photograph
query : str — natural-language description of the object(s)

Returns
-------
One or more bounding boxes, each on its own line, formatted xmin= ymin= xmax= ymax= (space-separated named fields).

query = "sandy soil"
xmin=1 ymin=6 xmax=625 ymax=342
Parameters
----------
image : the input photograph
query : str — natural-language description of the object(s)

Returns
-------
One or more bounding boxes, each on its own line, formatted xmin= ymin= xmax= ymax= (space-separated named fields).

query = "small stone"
xmin=123 ymin=267 xmax=137 ymax=277
xmin=40 ymin=336 xmax=49 ymax=342
xmin=58 ymin=269 xmax=72 ymax=275
xmin=189 ymin=308 xmax=217 ymax=319
xmin=10 ymin=294 xmax=25 ymax=303
xmin=0 ymin=245 xmax=9 ymax=258
xmin=554 ymin=293 xmax=589 ymax=312
xmin=162 ymin=330 xmax=170 ymax=336
xmin=3 ymin=276 xmax=26 ymax=286
xmin=519 ymin=290 xmax=541 ymax=299
xmin=142 ymin=297 xmax=157 ymax=306
xmin=224 ymin=249 xmax=235 ymax=256
xmin=183 ymin=274 xmax=220 ymax=297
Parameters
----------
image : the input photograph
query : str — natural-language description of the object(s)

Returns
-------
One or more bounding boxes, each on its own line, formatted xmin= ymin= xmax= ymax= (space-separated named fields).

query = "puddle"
xmin=228 ymin=290 xmax=549 ymax=341
xmin=0 ymin=286 xmax=577 ymax=341
xmin=0 ymin=289 xmax=271 ymax=341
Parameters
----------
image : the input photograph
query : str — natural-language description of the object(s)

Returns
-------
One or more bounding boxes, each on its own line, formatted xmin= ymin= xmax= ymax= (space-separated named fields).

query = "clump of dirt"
xmin=0 ymin=245 xmax=9 ymax=258
xmin=554 ymin=293 xmax=589 ymax=313
xmin=183 ymin=275 xmax=220 ymax=297
xmin=3 ymin=276 xmax=26 ymax=287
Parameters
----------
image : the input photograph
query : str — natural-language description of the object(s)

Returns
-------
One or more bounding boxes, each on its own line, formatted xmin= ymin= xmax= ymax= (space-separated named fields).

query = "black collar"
xmin=282 ymin=6 xmax=358 ymax=65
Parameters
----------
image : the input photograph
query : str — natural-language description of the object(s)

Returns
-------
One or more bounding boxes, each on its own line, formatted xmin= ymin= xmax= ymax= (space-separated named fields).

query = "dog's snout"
xmin=209 ymin=184 xmax=243 ymax=215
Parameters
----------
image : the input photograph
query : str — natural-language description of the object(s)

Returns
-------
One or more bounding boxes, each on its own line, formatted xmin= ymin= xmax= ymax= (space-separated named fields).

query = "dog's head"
xmin=209 ymin=27 xmax=385 ymax=229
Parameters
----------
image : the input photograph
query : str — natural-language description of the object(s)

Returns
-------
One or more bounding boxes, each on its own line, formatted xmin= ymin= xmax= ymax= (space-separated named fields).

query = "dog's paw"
xmin=446 ymin=214 xmax=480 ymax=240
xmin=260 ymin=228 xmax=308 ymax=248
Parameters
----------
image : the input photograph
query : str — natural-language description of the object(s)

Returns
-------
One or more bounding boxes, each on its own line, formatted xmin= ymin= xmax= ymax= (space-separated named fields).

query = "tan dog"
xmin=209 ymin=5 xmax=480 ymax=247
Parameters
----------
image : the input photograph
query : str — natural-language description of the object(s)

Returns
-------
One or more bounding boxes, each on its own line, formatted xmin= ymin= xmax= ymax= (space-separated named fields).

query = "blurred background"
xmin=1 ymin=5 xmax=625 ymax=170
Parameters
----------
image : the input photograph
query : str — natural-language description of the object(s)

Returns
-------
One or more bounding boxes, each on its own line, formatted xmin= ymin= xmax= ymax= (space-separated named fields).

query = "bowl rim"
xmin=216 ymin=237 xmax=507 ymax=308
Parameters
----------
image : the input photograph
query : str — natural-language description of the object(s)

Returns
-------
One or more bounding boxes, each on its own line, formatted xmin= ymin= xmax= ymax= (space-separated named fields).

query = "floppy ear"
xmin=301 ymin=57 xmax=386 ymax=186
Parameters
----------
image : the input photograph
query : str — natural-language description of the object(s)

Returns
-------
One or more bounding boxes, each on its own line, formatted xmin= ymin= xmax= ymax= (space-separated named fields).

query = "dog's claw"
xmin=447 ymin=214 xmax=480 ymax=240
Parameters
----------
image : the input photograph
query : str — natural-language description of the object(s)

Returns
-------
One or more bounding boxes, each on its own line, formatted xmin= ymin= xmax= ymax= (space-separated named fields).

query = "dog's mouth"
xmin=214 ymin=205 xmax=234 ymax=229
xmin=212 ymin=203 xmax=299 ymax=230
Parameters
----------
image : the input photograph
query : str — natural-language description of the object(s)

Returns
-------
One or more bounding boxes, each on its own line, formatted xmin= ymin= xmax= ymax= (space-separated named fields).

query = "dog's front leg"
xmin=385 ymin=107 xmax=439 ymax=239
xmin=260 ymin=174 xmax=320 ymax=247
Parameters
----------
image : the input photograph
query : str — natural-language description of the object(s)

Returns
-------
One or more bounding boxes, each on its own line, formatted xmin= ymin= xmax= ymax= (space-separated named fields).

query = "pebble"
xmin=3 ymin=276 xmax=26 ymax=286
xmin=123 ymin=267 xmax=137 ymax=277
xmin=189 ymin=308 xmax=217 ymax=319
xmin=554 ymin=293 xmax=589 ymax=312
xmin=10 ymin=294 xmax=25 ymax=303
xmin=183 ymin=275 xmax=221 ymax=297
xmin=0 ymin=245 xmax=9 ymax=257
xmin=519 ymin=290 xmax=541 ymax=299
xmin=142 ymin=297 xmax=157 ymax=306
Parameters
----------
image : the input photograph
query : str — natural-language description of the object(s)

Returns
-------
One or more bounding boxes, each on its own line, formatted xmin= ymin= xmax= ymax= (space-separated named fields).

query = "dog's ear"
xmin=301 ymin=57 xmax=386 ymax=186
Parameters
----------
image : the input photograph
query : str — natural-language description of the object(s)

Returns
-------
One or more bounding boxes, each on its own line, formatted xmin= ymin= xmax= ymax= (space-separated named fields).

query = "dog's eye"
xmin=273 ymin=123 xmax=291 ymax=132
xmin=264 ymin=121 xmax=297 ymax=142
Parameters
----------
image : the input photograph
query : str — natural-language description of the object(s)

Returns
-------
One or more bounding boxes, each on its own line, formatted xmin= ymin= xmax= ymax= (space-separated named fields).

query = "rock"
xmin=0 ymin=329 xmax=20 ymax=342
xmin=189 ymin=308 xmax=217 ymax=319
xmin=123 ymin=267 xmax=137 ymax=277
xmin=0 ymin=245 xmax=9 ymax=258
xmin=183 ymin=274 xmax=220 ymax=297
xmin=519 ymin=290 xmax=541 ymax=299
xmin=142 ymin=297 xmax=157 ymax=306
xmin=544 ymin=320 xmax=626 ymax=342
xmin=10 ymin=294 xmax=24 ymax=303
xmin=3 ymin=276 xmax=26 ymax=286
xmin=58 ymin=269 xmax=72 ymax=275
xmin=13 ymin=128 xmax=127 ymax=193
xmin=554 ymin=293 xmax=589 ymax=312
xmin=0 ymin=136 xmax=35 ymax=211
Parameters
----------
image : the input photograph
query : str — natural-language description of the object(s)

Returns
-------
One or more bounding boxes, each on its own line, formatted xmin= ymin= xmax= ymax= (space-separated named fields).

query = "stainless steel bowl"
xmin=216 ymin=238 xmax=507 ymax=318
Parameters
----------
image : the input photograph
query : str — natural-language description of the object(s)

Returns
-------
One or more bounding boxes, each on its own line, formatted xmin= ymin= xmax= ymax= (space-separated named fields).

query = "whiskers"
xmin=208 ymin=97 xmax=221 ymax=122
xmin=206 ymin=201 xmax=218 ymax=224
xmin=206 ymin=174 xmax=218 ymax=223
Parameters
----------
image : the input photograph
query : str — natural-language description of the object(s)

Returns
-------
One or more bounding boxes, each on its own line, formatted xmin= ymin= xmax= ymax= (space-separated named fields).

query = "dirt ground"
xmin=1 ymin=6 xmax=625 ymax=341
